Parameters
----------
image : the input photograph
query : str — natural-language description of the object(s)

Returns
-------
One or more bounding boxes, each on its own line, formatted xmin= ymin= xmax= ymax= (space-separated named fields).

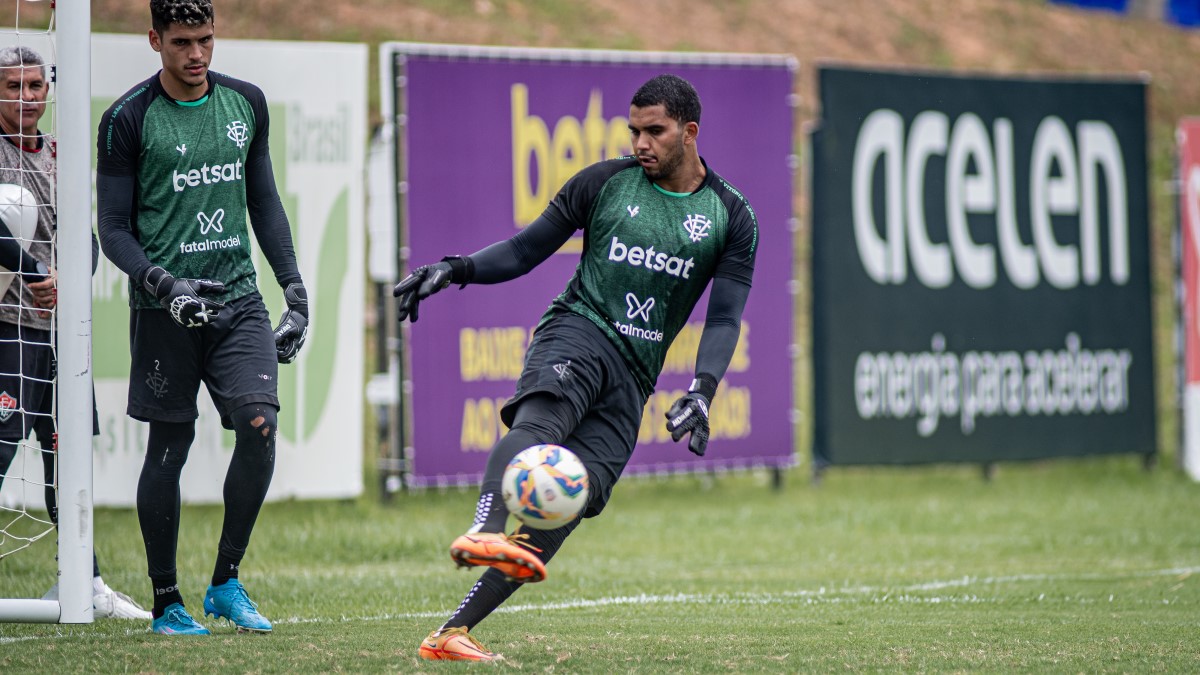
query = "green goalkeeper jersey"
xmin=97 ymin=71 xmax=271 ymax=309
xmin=540 ymin=157 xmax=759 ymax=396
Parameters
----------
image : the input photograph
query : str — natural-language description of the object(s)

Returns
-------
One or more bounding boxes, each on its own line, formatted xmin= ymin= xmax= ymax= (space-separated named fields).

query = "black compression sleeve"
xmin=96 ymin=172 xmax=155 ymax=284
xmin=0 ymin=217 xmax=42 ymax=277
xmin=245 ymin=147 xmax=302 ymax=288
xmin=466 ymin=213 xmax=574 ymax=284
xmin=694 ymin=276 xmax=752 ymax=385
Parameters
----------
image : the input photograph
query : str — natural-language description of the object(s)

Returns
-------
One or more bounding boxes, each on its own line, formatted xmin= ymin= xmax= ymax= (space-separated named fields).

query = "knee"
xmin=230 ymin=404 xmax=278 ymax=448
xmin=146 ymin=421 xmax=195 ymax=474
xmin=508 ymin=395 xmax=572 ymax=443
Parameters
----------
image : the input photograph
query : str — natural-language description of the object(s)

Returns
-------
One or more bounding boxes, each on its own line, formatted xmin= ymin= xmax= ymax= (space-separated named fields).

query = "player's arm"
xmin=665 ymin=278 xmax=751 ymax=456
xmin=0 ymin=217 xmax=46 ymax=282
xmin=240 ymin=90 xmax=307 ymax=363
xmin=666 ymin=189 xmax=759 ymax=456
xmin=393 ymin=214 xmax=573 ymax=322
xmin=95 ymin=172 xmax=151 ymax=281
xmin=394 ymin=159 xmax=617 ymax=322
xmin=0 ymin=212 xmax=52 ymax=310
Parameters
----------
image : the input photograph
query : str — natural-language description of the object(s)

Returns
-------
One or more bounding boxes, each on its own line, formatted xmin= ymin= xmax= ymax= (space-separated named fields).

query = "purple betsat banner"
xmin=387 ymin=44 xmax=795 ymax=486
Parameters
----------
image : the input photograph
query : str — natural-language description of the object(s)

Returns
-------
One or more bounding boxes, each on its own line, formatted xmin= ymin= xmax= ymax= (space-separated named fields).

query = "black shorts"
xmin=128 ymin=292 xmax=279 ymax=429
xmin=0 ymin=321 xmax=98 ymax=443
xmin=501 ymin=312 xmax=647 ymax=518
xmin=0 ymin=321 xmax=53 ymax=442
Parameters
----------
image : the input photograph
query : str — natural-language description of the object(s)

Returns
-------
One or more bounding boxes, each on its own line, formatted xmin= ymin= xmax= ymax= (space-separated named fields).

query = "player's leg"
xmin=212 ymin=402 xmax=277 ymax=588
xmin=420 ymin=516 xmax=583 ymax=662
xmin=449 ymin=392 xmax=586 ymax=583
xmin=448 ymin=316 xmax=611 ymax=583
xmin=198 ymin=293 xmax=279 ymax=633
xmin=127 ymin=307 xmax=209 ymax=634
xmin=422 ymin=438 xmax=625 ymax=662
xmin=201 ymin=402 xmax=276 ymax=633
xmin=422 ymin=316 xmax=644 ymax=661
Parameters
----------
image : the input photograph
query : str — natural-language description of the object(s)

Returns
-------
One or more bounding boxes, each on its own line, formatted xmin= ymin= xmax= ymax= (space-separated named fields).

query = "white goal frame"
xmin=0 ymin=0 xmax=93 ymax=624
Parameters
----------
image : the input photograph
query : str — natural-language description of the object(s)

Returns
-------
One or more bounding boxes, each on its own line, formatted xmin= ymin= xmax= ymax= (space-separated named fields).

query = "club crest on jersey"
xmin=552 ymin=360 xmax=572 ymax=380
xmin=683 ymin=214 xmax=712 ymax=243
xmin=0 ymin=391 xmax=15 ymax=422
xmin=226 ymin=120 xmax=249 ymax=148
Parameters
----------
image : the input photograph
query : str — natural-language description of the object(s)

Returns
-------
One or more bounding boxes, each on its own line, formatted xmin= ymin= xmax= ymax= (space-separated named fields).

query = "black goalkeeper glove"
xmin=393 ymin=256 xmax=471 ymax=323
xmin=143 ymin=266 xmax=225 ymax=329
xmin=665 ymin=375 xmax=718 ymax=457
xmin=273 ymin=283 xmax=308 ymax=364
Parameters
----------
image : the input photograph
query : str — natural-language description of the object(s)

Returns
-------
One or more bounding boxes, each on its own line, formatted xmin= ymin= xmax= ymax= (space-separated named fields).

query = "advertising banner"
xmin=0 ymin=34 xmax=366 ymax=508
xmin=1180 ymin=118 xmax=1200 ymax=480
xmin=811 ymin=66 xmax=1155 ymax=465
xmin=386 ymin=44 xmax=795 ymax=486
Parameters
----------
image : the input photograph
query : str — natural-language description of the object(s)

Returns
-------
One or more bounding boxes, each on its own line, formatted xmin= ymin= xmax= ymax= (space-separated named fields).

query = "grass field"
xmin=1 ymin=454 xmax=1198 ymax=672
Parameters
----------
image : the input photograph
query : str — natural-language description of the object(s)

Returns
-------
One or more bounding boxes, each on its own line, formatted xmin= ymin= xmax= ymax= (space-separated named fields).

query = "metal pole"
xmin=55 ymin=0 xmax=94 ymax=624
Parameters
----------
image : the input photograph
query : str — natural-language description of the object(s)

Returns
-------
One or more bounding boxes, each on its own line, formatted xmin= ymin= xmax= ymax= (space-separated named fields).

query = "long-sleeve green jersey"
xmin=540 ymin=157 xmax=758 ymax=395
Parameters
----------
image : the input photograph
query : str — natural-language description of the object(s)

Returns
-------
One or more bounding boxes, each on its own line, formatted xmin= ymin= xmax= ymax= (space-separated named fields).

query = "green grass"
xmin=2 ymin=455 xmax=1199 ymax=672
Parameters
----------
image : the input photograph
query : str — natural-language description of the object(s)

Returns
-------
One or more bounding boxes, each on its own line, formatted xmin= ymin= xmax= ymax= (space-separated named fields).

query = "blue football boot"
xmin=203 ymin=579 xmax=272 ymax=633
xmin=150 ymin=602 xmax=211 ymax=635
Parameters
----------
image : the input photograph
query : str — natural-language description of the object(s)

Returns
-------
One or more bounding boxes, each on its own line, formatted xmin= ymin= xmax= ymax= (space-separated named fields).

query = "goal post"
xmin=0 ymin=0 xmax=93 ymax=624
xmin=54 ymin=0 xmax=94 ymax=625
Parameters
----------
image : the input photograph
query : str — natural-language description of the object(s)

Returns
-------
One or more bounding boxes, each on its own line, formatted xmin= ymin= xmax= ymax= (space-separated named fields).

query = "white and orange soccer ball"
xmin=502 ymin=444 xmax=590 ymax=530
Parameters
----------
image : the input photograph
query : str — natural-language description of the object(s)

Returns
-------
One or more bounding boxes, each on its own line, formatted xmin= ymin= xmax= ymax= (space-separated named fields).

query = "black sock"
xmin=151 ymin=575 xmax=183 ymax=618
xmin=472 ymin=490 xmax=509 ymax=533
xmin=442 ymin=573 xmax=515 ymax=631
xmin=212 ymin=553 xmax=239 ymax=587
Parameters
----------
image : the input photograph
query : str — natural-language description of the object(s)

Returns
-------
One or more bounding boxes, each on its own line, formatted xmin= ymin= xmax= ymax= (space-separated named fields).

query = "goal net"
xmin=0 ymin=0 xmax=94 ymax=624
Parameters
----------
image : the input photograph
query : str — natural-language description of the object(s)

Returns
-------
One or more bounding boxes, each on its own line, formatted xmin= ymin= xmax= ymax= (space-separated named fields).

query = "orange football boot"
xmin=418 ymin=626 xmax=502 ymax=662
xmin=449 ymin=530 xmax=547 ymax=583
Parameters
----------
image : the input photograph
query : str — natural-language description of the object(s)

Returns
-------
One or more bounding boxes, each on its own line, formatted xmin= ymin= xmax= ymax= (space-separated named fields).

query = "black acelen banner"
xmin=811 ymin=66 xmax=1154 ymax=465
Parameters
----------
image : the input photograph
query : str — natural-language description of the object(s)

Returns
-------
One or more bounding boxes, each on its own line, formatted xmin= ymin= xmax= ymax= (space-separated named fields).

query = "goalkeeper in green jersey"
xmin=96 ymin=0 xmax=308 ymax=636
xmin=398 ymin=74 xmax=758 ymax=662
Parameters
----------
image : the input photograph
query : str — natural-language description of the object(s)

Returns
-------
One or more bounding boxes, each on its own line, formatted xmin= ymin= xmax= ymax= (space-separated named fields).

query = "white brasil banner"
xmin=0 ymin=34 xmax=366 ymax=507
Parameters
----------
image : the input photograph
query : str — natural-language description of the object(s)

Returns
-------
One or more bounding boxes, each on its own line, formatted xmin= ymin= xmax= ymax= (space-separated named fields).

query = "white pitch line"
xmin=3 ymin=565 xmax=1197 ymax=643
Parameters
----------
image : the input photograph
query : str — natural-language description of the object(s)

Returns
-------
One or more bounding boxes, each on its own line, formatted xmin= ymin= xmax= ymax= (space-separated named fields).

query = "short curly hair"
xmin=630 ymin=74 xmax=702 ymax=126
xmin=150 ymin=0 xmax=214 ymax=35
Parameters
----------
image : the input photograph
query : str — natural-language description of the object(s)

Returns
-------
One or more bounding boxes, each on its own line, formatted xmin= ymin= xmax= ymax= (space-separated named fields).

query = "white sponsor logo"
xmin=607 ymin=236 xmax=694 ymax=279
xmin=176 ymin=143 xmax=187 ymax=156
xmin=226 ymin=120 xmax=249 ymax=148
xmin=613 ymin=321 xmax=663 ymax=343
xmin=197 ymin=209 xmax=225 ymax=235
xmin=625 ymin=293 xmax=655 ymax=321
xmin=852 ymin=109 xmax=1129 ymax=290
xmin=683 ymin=214 xmax=712 ymax=242
xmin=179 ymin=234 xmax=242 ymax=254
xmin=627 ymin=205 xmax=640 ymax=218
xmin=172 ymin=159 xmax=244 ymax=193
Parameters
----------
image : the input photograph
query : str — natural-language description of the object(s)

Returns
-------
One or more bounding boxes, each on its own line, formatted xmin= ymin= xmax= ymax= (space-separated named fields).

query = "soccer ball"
xmin=502 ymin=444 xmax=590 ymax=530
